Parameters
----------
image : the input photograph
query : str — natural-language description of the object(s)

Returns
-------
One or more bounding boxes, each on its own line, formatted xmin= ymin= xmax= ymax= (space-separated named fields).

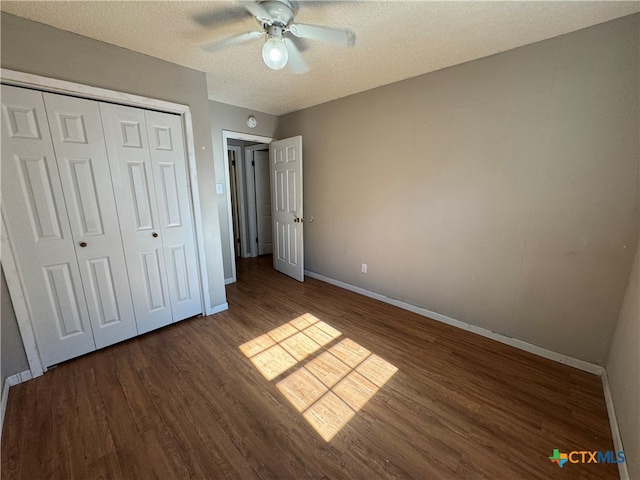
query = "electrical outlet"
xmin=361 ymin=263 xmax=368 ymax=274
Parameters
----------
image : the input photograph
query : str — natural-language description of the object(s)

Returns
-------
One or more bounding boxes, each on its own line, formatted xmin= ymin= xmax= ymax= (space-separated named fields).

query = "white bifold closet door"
xmin=43 ymin=93 xmax=138 ymax=348
xmin=100 ymin=104 xmax=201 ymax=334
xmin=1 ymin=85 xmax=138 ymax=365
xmin=2 ymin=85 xmax=202 ymax=367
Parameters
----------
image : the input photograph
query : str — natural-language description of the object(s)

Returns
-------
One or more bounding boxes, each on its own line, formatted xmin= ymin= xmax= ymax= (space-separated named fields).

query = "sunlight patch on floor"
xmin=239 ymin=313 xmax=342 ymax=380
xmin=240 ymin=314 xmax=398 ymax=442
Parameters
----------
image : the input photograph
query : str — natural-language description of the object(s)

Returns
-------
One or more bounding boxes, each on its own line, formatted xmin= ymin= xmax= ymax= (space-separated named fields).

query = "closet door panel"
xmin=1 ymin=85 xmax=96 ymax=366
xmin=100 ymin=103 xmax=173 ymax=334
xmin=145 ymin=110 xmax=202 ymax=320
xmin=43 ymin=93 xmax=138 ymax=348
xmin=43 ymin=263 xmax=86 ymax=337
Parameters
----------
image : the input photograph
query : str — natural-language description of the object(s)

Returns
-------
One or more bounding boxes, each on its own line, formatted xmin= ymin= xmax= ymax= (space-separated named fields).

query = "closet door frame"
xmin=0 ymin=68 xmax=212 ymax=376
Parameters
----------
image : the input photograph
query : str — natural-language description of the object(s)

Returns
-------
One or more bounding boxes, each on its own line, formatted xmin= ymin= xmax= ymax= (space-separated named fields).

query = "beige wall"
xmin=209 ymin=101 xmax=278 ymax=279
xmin=278 ymin=14 xmax=639 ymax=364
xmin=1 ymin=267 xmax=29 ymax=381
xmin=607 ymin=241 xmax=639 ymax=479
xmin=1 ymin=14 xmax=228 ymax=311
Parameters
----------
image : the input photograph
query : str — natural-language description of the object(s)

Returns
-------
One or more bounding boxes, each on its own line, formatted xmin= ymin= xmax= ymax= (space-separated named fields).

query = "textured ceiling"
xmin=2 ymin=1 xmax=639 ymax=115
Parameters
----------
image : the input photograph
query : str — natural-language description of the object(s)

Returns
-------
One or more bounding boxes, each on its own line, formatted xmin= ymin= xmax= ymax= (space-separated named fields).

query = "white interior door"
xmin=100 ymin=103 xmax=173 ymax=334
xmin=1 ymin=85 xmax=96 ymax=366
xmin=144 ymin=110 xmax=202 ymax=321
xmin=43 ymin=92 xmax=138 ymax=349
xmin=254 ymin=149 xmax=273 ymax=255
xmin=270 ymin=136 xmax=304 ymax=282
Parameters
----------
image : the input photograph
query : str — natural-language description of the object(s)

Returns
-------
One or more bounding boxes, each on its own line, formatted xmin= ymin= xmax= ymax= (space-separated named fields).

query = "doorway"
xmin=222 ymin=131 xmax=273 ymax=283
xmin=227 ymin=140 xmax=272 ymax=259
xmin=222 ymin=131 xmax=305 ymax=284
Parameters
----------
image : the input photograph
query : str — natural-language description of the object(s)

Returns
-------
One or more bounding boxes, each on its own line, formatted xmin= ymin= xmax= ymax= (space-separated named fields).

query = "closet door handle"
xmin=152 ymin=232 xmax=159 ymax=238
xmin=79 ymin=242 xmax=88 ymax=248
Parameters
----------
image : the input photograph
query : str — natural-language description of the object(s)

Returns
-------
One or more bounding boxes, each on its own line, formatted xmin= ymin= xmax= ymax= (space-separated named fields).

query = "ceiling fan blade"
xmin=201 ymin=31 xmax=264 ymax=53
xmin=241 ymin=1 xmax=274 ymax=24
xmin=288 ymin=23 xmax=355 ymax=47
xmin=284 ymin=38 xmax=310 ymax=74
xmin=290 ymin=1 xmax=345 ymax=9
xmin=192 ymin=6 xmax=250 ymax=28
xmin=286 ymin=34 xmax=309 ymax=53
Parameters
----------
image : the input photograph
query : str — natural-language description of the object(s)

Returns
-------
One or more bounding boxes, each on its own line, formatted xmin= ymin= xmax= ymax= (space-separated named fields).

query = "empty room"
xmin=1 ymin=2 xmax=638 ymax=479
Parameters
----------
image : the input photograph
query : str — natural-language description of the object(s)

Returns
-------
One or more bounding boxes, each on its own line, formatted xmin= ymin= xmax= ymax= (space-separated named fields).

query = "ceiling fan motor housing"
xmin=257 ymin=0 xmax=295 ymax=27
xmin=266 ymin=24 xmax=286 ymax=39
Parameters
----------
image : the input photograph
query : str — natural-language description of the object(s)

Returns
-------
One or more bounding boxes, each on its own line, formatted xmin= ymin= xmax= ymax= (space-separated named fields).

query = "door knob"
xmin=294 ymin=217 xmax=304 ymax=223
xmin=79 ymin=242 xmax=87 ymax=248
xmin=152 ymin=232 xmax=159 ymax=237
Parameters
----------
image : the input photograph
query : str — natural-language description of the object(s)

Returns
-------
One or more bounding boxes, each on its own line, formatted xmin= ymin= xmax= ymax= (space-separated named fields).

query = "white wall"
xmin=278 ymin=14 xmax=639 ymax=364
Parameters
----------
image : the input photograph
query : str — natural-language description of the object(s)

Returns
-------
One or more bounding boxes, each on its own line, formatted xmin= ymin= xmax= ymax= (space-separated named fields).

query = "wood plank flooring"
xmin=2 ymin=256 xmax=618 ymax=479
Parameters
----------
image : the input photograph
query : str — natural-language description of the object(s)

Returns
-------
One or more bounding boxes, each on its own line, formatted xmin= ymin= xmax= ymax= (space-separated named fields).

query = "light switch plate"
xmin=216 ymin=183 xmax=223 ymax=195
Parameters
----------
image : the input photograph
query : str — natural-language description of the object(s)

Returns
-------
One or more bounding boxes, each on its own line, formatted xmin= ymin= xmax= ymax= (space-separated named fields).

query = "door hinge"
xmin=232 ymin=160 xmax=236 ymax=166
xmin=252 ymin=160 xmax=255 ymax=166
xmin=256 ymin=237 xmax=259 ymax=243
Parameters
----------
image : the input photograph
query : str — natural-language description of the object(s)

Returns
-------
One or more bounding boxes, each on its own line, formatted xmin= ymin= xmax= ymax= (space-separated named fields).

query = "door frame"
xmin=1 ymin=215 xmax=44 ymax=378
xmin=221 ymin=131 xmax=273 ymax=284
xmin=227 ymin=145 xmax=244 ymax=258
xmin=1 ymin=68 xmax=213 ymax=377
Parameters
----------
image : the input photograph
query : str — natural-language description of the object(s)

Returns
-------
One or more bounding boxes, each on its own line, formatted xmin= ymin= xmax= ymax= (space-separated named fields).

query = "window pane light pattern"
xmin=239 ymin=314 xmax=398 ymax=441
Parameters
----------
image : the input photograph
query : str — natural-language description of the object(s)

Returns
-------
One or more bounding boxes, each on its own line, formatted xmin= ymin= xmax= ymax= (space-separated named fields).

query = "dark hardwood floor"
xmin=2 ymin=256 xmax=618 ymax=479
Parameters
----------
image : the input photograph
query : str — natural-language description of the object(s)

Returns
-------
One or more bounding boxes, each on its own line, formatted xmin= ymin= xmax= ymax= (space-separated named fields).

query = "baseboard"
xmin=224 ymin=277 xmax=236 ymax=285
xmin=1 ymin=370 xmax=32 ymax=441
xmin=304 ymin=270 xmax=604 ymax=376
xmin=601 ymin=370 xmax=629 ymax=480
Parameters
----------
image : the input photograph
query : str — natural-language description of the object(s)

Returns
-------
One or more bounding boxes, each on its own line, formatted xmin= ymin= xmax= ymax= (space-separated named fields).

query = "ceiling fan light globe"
xmin=262 ymin=37 xmax=288 ymax=70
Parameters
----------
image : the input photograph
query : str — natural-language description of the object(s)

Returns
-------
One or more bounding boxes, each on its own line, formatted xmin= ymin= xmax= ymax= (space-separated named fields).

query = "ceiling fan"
xmin=200 ymin=0 xmax=356 ymax=74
